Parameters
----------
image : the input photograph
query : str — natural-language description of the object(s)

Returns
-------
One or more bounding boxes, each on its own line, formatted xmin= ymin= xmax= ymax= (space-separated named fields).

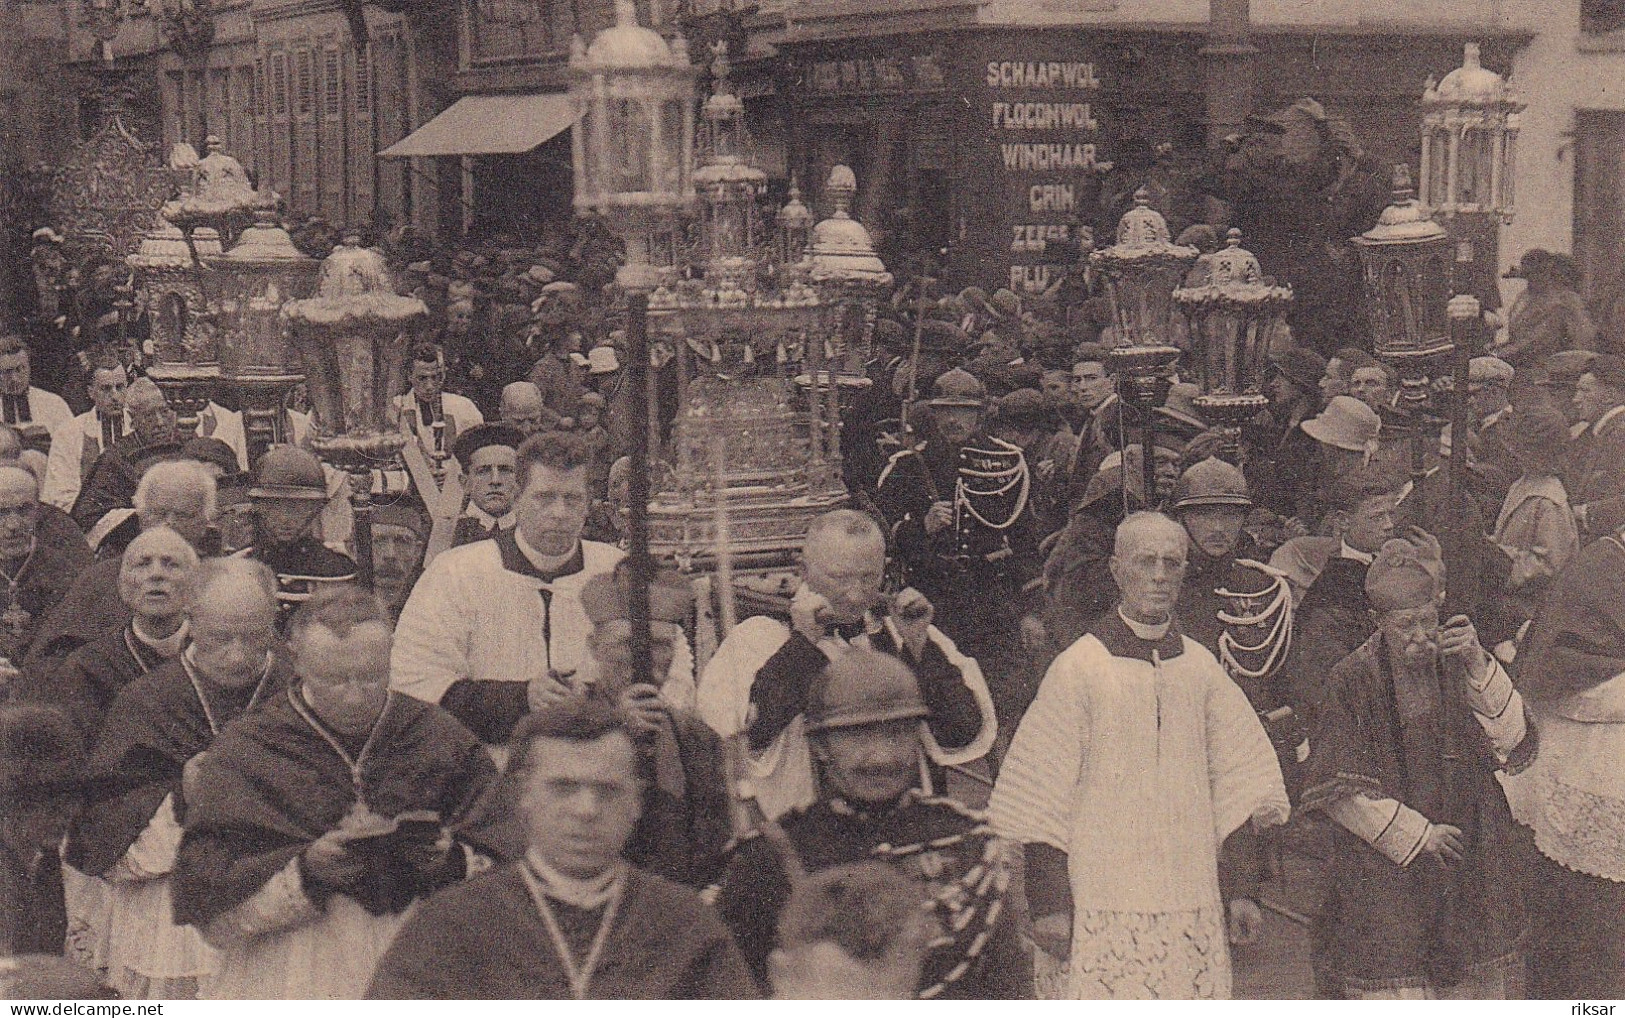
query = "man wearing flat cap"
xmin=1562 ymin=353 xmax=1625 ymax=541
xmin=716 ymin=648 xmax=1030 ymax=999
xmin=1464 ymin=355 xmax=1518 ymax=499
xmin=1301 ymin=533 xmax=1532 ymax=998
xmin=449 ymin=422 xmax=525 ymax=548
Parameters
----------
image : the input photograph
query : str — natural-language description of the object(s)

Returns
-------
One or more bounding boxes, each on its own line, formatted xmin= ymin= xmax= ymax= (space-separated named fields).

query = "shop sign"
xmin=981 ymin=55 xmax=1110 ymax=293
xmin=807 ymin=53 xmax=947 ymax=96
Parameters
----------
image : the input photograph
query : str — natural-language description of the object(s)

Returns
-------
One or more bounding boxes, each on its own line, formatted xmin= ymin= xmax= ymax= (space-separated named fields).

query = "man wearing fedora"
xmin=1494 ymin=249 xmax=1597 ymax=372
xmin=1563 ymin=353 xmax=1625 ymax=542
xmin=875 ymin=367 xmax=1040 ymax=759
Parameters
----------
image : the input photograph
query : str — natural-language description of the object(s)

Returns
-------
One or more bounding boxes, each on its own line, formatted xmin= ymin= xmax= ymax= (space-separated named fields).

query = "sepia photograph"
xmin=0 ymin=0 xmax=1621 ymax=1004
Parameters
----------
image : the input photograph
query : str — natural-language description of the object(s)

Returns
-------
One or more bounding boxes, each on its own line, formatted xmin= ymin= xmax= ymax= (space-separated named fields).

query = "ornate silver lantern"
xmin=128 ymin=211 xmax=222 ymax=430
xmin=1420 ymin=43 xmax=1524 ymax=224
xmin=569 ymin=0 xmax=698 ymax=295
xmin=806 ymin=164 xmax=894 ymax=390
xmin=209 ymin=209 xmax=319 ymax=465
xmin=1354 ymin=165 xmax=1456 ymax=485
xmin=1093 ymin=189 xmax=1196 ymax=500
xmin=1173 ymin=228 xmax=1292 ymax=444
xmin=281 ymin=235 xmax=427 ymax=584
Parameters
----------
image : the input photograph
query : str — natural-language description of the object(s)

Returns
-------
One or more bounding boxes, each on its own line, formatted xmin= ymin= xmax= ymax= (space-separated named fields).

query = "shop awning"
xmin=379 ymin=94 xmax=575 ymax=158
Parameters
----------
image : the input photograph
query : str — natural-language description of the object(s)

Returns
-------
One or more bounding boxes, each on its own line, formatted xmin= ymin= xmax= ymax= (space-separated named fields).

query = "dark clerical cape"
xmin=65 ymin=653 xmax=295 ymax=878
xmin=1301 ymin=633 xmax=1532 ymax=991
xmin=22 ymin=623 xmax=174 ymax=748
xmin=716 ymin=791 xmax=1031 ymax=999
xmin=172 ymin=689 xmax=506 ymax=928
xmin=365 ymin=864 xmax=757 ymax=999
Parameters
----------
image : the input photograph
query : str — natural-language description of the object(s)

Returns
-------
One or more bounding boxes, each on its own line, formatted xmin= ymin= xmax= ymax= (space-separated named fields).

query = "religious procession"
xmin=0 ymin=0 xmax=1622 ymax=1004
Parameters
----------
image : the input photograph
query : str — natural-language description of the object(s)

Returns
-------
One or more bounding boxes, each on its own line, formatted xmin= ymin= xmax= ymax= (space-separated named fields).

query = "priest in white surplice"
xmin=990 ymin=511 xmax=1290 ymax=999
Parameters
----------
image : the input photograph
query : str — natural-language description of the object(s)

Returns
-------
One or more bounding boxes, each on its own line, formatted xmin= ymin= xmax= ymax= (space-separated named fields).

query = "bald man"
xmin=65 ymin=558 xmax=294 ymax=998
xmin=19 ymin=526 xmax=198 ymax=744
xmin=991 ymin=511 xmax=1289 ymax=999
xmin=25 ymin=459 xmax=217 ymax=675
xmin=498 ymin=381 xmax=548 ymax=438
xmin=698 ymin=509 xmax=995 ymax=819
xmin=0 ymin=464 xmax=93 ymax=665
xmin=70 ymin=378 xmax=187 ymax=536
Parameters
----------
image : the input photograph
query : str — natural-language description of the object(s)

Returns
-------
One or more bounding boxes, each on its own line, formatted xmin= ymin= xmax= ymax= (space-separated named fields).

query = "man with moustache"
xmin=699 ymin=509 xmax=993 ymax=820
xmin=24 ymin=527 xmax=198 ymax=744
xmin=64 ymin=560 xmax=293 ymax=998
xmin=368 ymin=504 xmax=427 ymax=620
xmin=498 ymin=381 xmax=549 ymax=439
xmin=449 ymin=423 xmax=524 ymax=548
xmin=231 ymin=446 xmax=357 ymax=621
xmin=1301 ymin=535 xmax=1531 ymax=998
xmin=716 ymin=649 xmax=1030 ymax=1000
xmin=173 ymin=585 xmax=506 ymax=999
xmin=874 ymin=368 xmax=1039 ymax=754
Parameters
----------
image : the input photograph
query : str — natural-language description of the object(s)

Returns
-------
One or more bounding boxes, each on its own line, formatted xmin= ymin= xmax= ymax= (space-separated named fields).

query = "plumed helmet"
xmin=1170 ymin=456 xmax=1253 ymax=512
xmin=249 ymin=445 xmax=329 ymax=501
xmin=927 ymin=367 xmax=987 ymax=408
xmin=805 ymin=649 xmax=929 ymax=734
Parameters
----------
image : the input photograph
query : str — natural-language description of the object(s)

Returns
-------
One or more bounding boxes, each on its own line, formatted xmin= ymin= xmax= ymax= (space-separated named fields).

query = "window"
xmin=1584 ymin=0 xmax=1625 ymax=33
xmin=466 ymin=0 xmax=555 ymax=64
xmin=323 ymin=48 xmax=342 ymax=118
xmin=296 ymin=49 xmax=314 ymax=118
xmin=271 ymin=53 xmax=288 ymax=119
xmin=354 ymin=46 xmax=371 ymax=113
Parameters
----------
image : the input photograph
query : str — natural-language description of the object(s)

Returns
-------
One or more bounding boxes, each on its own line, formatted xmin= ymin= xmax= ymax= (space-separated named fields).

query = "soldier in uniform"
xmin=715 ymin=649 xmax=1030 ymax=999
xmin=874 ymin=368 xmax=1040 ymax=753
xmin=230 ymin=446 xmax=356 ymax=622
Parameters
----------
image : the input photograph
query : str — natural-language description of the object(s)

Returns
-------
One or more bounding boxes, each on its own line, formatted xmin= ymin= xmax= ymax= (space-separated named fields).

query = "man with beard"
xmin=0 ymin=465 xmax=94 ymax=666
xmin=64 ymin=560 xmax=293 ymax=998
xmin=368 ymin=504 xmax=427 ymax=620
xmin=716 ymin=649 xmax=1030 ymax=999
xmin=231 ymin=445 xmax=357 ymax=621
xmin=1301 ymin=535 xmax=1531 ymax=998
xmin=873 ymin=368 xmax=1039 ymax=759
xmin=24 ymin=459 xmax=217 ymax=675
xmin=365 ymin=699 xmax=755 ymax=1000
xmin=21 ymin=527 xmax=198 ymax=744
xmin=699 ymin=509 xmax=994 ymax=820
xmin=449 ymin=423 xmax=524 ymax=548
xmin=173 ymin=585 xmax=507 ymax=999
xmin=70 ymin=378 xmax=185 ymax=540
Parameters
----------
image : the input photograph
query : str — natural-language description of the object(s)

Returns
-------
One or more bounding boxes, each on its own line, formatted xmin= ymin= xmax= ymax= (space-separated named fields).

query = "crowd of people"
xmin=1 ymin=147 xmax=1623 ymax=997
